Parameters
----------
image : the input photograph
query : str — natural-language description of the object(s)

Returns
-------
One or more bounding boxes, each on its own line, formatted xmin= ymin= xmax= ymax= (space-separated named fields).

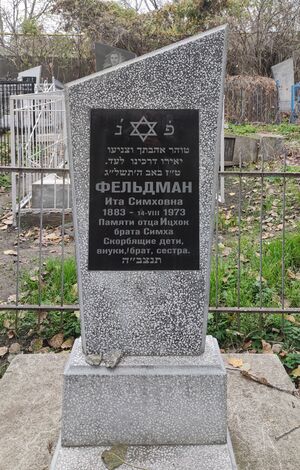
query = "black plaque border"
xmin=88 ymin=108 xmax=200 ymax=271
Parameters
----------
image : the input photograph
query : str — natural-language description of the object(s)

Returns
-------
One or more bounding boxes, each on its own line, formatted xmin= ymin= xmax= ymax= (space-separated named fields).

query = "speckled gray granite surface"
xmin=1 ymin=353 xmax=298 ymax=470
xmin=52 ymin=436 xmax=237 ymax=470
xmin=65 ymin=25 xmax=227 ymax=355
xmin=61 ymin=337 xmax=227 ymax=447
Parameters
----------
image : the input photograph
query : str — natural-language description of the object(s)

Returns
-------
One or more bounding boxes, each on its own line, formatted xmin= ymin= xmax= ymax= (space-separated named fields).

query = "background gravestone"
xmin=67 ymin=26 xmax=228 ymax=356
xmin=18 ymin=65 xmax=42 ymax=86
xmin=272 ymin=58 xmax=294 ymax=112
xmin=95 ymin=43 xmax=136 ymax=72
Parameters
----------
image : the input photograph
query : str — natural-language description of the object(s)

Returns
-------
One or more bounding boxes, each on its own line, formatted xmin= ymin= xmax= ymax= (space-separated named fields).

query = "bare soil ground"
xmin=0 ymin=190 xmax=75 ymax=304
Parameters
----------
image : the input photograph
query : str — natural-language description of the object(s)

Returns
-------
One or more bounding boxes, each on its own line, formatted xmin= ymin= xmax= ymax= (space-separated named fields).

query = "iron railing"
xmin=0 ymin=81 xmax=35 ymax=165
xmin=0 ymin=148 xmax=299 ymax=336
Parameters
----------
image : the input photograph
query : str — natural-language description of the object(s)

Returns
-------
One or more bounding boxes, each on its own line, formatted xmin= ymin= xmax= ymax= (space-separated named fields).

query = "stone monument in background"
xmin=51 ymin=24 xmax=237 ymax=469
xmin=95 ymin=43 xmax=136 ymax=72
xmin=272 ymin=58 xmax=294 ymax=113
xmin=18 ymin=65 xmax=42 ymax=87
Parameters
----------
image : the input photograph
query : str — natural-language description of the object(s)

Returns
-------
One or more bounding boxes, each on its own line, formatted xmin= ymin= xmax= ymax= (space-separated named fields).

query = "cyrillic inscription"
xmin=88 ymin=109 xmax=199 ymax=270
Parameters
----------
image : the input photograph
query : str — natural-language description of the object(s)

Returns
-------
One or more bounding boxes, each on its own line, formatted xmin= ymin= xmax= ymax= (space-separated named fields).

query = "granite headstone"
xmin=66 ymin=26 xmax=228 ymax=357
xmin=51 ymin=25 xmax=237 ymax=470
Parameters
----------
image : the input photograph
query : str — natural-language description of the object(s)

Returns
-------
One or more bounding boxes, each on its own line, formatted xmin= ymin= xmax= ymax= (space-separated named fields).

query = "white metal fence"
xmin=10 ymin=92 xmax=70 ymax=222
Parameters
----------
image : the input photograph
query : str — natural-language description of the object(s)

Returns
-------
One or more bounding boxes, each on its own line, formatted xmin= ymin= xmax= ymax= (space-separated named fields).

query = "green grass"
xmin=210 ymin=232 xmax=300 ymax=310
xmin=0 ymin=173 xmax=11 ymax=190
xmin=226 ymin=122 xmax=300 ymax=141
xmin=0 ymin=138 xmax=10 ymax=165
xmin=226 ymin=123 xmax=257 ymax=135
xmin=7 ymin=230 xmax=297 ymax=354
xmin=7 ymin=257 xmax=81 ymax=340
xmin=23 ymin=257 xmax=78 ymax=305
xmin=209 ymin=231 xmax=300 ymax=374
xmin=0 ymin=224 xmax=299 ymax=382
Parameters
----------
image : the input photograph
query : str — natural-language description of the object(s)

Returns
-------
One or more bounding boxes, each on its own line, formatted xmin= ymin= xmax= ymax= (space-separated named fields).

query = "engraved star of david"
xmin=130 ymin=116 xmax=157 ymax=142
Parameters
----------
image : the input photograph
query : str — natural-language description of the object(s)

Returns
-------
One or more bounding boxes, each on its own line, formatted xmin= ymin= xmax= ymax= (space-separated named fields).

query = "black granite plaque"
xmin=88 ymin=109 xmax=199 ymax=270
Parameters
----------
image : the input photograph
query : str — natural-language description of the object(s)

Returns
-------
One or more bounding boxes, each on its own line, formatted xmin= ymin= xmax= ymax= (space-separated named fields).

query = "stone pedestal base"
xmin=61 ymin=336 xmax=227 ymax=446
xmin=51 ymin=434 xmax=237 ymax=470
xmin=51 ymin=336 xmax=236 ymax=468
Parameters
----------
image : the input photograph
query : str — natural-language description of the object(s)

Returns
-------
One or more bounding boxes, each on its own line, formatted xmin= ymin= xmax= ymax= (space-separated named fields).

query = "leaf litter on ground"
xmin=101 ymin=444 xmax=150 ymax=470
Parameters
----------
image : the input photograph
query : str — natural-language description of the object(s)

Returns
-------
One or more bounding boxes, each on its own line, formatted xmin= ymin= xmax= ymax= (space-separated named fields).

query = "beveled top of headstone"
xmin=66 ymin=25 xmax=227 ymax=356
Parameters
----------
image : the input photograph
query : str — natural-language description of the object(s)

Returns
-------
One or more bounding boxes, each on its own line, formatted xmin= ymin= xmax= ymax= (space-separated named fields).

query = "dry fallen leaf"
xmin=45 ymin=233 xmax=61 ymax=241
xmin=3 ymin=249 xmax=17 ymax=256
xmin=27 ymin=328 xmax=34 ymax=338
xmin=285 ymin=315 xmax=296 ymax=323
xmin=287 ymin=270 xmax=297 ymax=280
xmin=261 ymin=339 xmax=272 ymax=354
xmin=291 ymin=366 xmax=300 ymax=378
xmin=30 ymin=338 xmax=43 ymax=352
xmin=38 ymin=311 xmax=48 ymax=323
xmin=9 ymin=342 xmax=21 ymax=354
xmin=228 ymin=357 xmax=243 ymax=368
xmin=61 ymin=337 xmax=74 ymax=350
xmin=222 ymin=247 xmax=232 ymax=257
xmin=101 ymin=445 xmax=128 ymax=470
xmin=256 ymin=275 xmax=267 ymax=283
xmin=71 ymin=283 xmax=78 ymax=297
xmin=0 ymin=346 xmax=8 ymax=357
xmin=2 ymin=218 xmax=13 ymax=226
xmin=3 ymin=319 xmax=13 ymax=329
xmin=48 ymin=332 xmax=64 ymax=349
xmin=39 ymin=347 xmax=51 ymax=354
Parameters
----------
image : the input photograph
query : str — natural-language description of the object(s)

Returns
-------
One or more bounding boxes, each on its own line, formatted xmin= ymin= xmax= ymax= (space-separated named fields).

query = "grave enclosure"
xmin=51 ymin=25 xmax=237 ymax=469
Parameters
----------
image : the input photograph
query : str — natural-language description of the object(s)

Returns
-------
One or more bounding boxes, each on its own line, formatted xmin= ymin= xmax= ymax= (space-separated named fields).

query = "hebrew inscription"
xmin=88 ymin=109 xmax=199 ymax=270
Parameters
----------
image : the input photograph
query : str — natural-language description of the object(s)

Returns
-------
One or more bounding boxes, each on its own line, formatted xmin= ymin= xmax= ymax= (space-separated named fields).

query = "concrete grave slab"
xmin=32 ymin=173 xmax=72 ymax=209
xmin=232 ymin=135 xmax=259 ymax=164
xmin=0 ymin=353 xmax=67 ymax=470
xmin=0 ymin=353 xmax=299 ymax=470
xmin=258 ymin=134 xmax=286 ymax=161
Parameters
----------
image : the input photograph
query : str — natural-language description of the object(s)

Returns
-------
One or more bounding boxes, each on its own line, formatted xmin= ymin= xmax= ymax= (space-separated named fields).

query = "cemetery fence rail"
xmin=0 ymin=141 xmax=299 ymax=338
